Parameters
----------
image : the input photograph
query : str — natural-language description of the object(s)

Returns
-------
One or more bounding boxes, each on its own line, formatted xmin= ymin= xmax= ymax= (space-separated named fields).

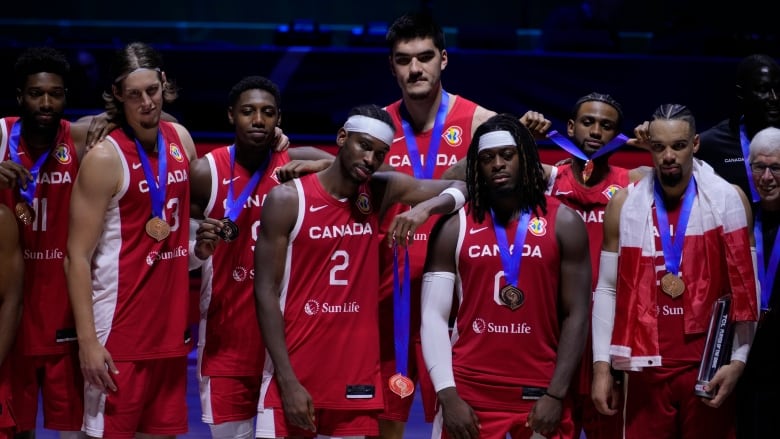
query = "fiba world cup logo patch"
xmin=304 ymin=299 xmax=320 ymax=316
xmin=528 ymin=216 xmax=547 ymax=237
xmin=355 ymin=193 xmax=371 ymax=214
xmin=603 ymin=184 xmax=622 ymax=200
xmin=169 ymin=143 xmax=184 ymax=162
xmin=442 ymin=126 xmax=463 ymax=147
xmin=52 ymin=144 xmax=71 ymax=164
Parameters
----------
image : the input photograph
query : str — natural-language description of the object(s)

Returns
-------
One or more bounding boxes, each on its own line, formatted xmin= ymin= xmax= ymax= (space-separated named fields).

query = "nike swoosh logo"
xmin=222 ymin=176 xmax=239 ymax=185
xmin=469 ymin=227 xmax=488 ymax=235
xmin=309 ymin=205 xmax=328 ymax=212
xmin=132 ymin=162 xmax=143 ymax=170
xmin=555 ymin=190 xmax=573 ymax=196
xmin=392 ymin=136 xmax=405 ymax=143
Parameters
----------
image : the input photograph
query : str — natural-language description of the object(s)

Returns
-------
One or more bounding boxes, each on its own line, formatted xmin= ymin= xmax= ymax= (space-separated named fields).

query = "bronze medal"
xmin=582 ymin=160 xmax=594 ymax=183
xmin=145 ymin=216 xmax=171 ymax=242
xmin=500 ymin=284 xmax=525 ymax=310
xmin=218 ymin=217 xmax=240 ymax=242
xmin=661 ymin=273 xmax=685 ymax=298
xmin=388 ymin=373 xmax=415 ymax=398
xmin=15 ymin=201 xmax=35 ymax=226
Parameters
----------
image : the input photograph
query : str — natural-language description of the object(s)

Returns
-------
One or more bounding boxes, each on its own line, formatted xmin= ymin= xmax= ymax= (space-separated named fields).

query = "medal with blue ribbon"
xmin=8 ymin=120 xmax=54 ymax=226
xmin=219 ymin=145 xmax=270 ymax=242
xmin=491 ymin=209 xmax=531 ymax=310
xmin=136 ymin=130 xmax=170 ymax=241
xmin=390 ymin=241 xmax=414 ymax=398
xmin=546 ymin=131 xmax=628 ymax=183
xmin=654 ymin=176 xmax=697 ymax=298
xmin=739 ymin=123 xmax=760 ymax=203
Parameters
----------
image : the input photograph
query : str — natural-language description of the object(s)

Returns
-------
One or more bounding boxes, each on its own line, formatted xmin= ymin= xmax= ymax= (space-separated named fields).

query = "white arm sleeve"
xmin=730 ymin=320 xmax=755 ymax=363
xmin=592 ymin=251 xmax=618 ymax=363
xmin=421 ymin=271 xmax=457 ymax=392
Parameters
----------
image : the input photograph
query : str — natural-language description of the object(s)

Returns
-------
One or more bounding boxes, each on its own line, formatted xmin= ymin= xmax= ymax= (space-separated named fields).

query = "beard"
xmin=658 ymin=170 xmax=683 ymax=187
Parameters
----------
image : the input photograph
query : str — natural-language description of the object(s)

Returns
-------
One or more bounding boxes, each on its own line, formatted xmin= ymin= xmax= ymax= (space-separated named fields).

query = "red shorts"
xmin=0 ymin=359 xmax=17 ymax=434
xmin=259 ymin=407 xmax=380 ymax=437
xmin=11 ymin=350 xmax=84 ymax=431
xmin=200 ymin=375 xmax=261 ymax=424
xmin=431 ymin=399 xmax=574 ymax=439
xmin=83 ymin=357 xmax=188 ymax=439
xmin=624 ymin=364 xmax=736 ymax=439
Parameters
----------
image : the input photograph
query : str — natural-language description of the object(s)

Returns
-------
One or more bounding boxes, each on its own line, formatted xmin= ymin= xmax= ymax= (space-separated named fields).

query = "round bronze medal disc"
xmin=15 ymin=202 xmax=35 ymax=226
xmin=145 ymin=217 xmax=171 ymax=242
xmin=388 ymin=373 xmax=415 ymax=398
xmin=499 ymin=284 xmax=525 ymax=310
xmin=218 ymin=217 xmax=240 ymax=242
xmin=661 ymin=273 xmax=685 ymax=298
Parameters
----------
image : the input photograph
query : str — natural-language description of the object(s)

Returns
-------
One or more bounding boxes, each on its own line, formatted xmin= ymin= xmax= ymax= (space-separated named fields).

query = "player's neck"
xmin=320 ymin=163 xmax=360 ymax=201
xmin=402 ymin=87 xmax=447 ymax=132
xmin=21 ymin=123 xmax=58 ymax=153
xmin=130 ymin=123 xmax=159 ymax=151
xmin=657 ymin=174 xmax=693 ymax=206
xmin=235 ymin=143 xmax=272 ymax=172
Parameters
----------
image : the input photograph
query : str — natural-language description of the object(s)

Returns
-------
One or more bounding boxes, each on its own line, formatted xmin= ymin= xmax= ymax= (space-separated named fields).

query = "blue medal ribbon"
xmin=400 ymin=90 xmax=449 ymax=179
xmin=8 ymin=120 xmax=51 ymax=204
xmin=134 ymin=130 xmax=167 ymax=219
xmin=392 ymin=242 xmax=411 ymax=376
xmin=490 ymin=209 xmax=532 ymax=288
xmin=224 ymin=145 xmax=270 ymax=221
xmin=546 ymin=130 xmax=628 ymax=162
xmin=653 ymin=177 xmax=697 ymax=277
xmin=753 ymin=211 xmax=779 ymax=310
xmin=739 ymin=123 xmax=760 ymax=203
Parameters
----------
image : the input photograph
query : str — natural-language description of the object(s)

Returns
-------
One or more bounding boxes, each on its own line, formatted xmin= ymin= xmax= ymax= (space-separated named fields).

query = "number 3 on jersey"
xmin=329 ymin=250 xmax=349 ymax=286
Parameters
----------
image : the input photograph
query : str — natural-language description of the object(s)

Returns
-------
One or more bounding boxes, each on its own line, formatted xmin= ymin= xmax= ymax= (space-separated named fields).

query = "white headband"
xmin=478 ymin=130 xmax=517 ymax=151
xmin=343 ymin=115 xmax=395 ymax=146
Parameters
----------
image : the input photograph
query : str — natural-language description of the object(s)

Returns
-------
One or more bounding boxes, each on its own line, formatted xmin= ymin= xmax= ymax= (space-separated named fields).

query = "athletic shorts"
xmin=200 ymin=375 xmax=261 ymax=424
xmin=83 ymin=356 xmax=188 ymax=439
xmin=257 ymin=407 xmax=380 ymax=437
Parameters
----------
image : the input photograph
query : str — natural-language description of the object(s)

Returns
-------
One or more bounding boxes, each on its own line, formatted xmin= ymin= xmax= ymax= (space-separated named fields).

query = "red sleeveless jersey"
xmin=453 ymin=198 xmax=562 ymax=410
xmin=0 ymin=117 xmax=79 ymax=355
xmin=263 ymin=173 xmax=382 ymax=410
xmin=93 ymin=122 xmax=191 ymax=361
xmin=200 ymin=146 xmax=291 ymax=376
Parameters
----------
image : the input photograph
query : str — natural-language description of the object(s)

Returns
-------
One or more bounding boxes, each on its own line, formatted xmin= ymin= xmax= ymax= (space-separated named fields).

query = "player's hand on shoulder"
xmin=520 ymin=111 xmax=552 ymax=140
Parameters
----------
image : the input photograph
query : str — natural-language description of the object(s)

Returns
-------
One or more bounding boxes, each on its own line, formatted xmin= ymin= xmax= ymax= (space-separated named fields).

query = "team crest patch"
xmin=528 ymin=216 xmax=547 ymax=237
xmin=442 ymin=126 xmax=463 ymax=147
xmin=355 ymin=192 xmax=371 ymax=214
xmin=602 ymin=184 xmax=622 ymax=200
xmin=52 ymin=144 xmax=71 ymax=164
xmin=169 ymin=143 xmax=184 ymax=162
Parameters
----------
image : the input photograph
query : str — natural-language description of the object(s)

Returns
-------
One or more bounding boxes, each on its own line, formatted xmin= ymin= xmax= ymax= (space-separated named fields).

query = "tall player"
xmin=0 ymin=204 xmax=23 ymax=439
xmin=190 ymin=75 xmax=333 ymax=439
xmin=254 ymin=104 xmax=467 ymax=438
xmin=65 ymin=42 xmax=197 ymax=439
xmin=377 ymin=13 xmax=550 ymax=438
xmin=421 ymin=113 xmax=590 ymax=439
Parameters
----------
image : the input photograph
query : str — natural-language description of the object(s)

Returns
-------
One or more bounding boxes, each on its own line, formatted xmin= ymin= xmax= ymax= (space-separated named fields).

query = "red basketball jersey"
xmin=200 ymin=146 xmax=291 ymax=376
xmin=93 ymin=122 xmax=191 ymax=361
xmin=453 ymin=198 xmax=562 ymax=410
xmin=263 ymin=173 xmax=382 ymax=410
xmin=0 ymin=117 xmax=79 ymax=355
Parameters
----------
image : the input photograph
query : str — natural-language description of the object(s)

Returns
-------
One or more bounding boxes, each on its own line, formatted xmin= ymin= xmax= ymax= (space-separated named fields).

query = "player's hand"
xmin=386 ymin=206 xmax=428 ymax=248
xmin=438 ymin=388 xmax=480 ymax=439
xmin=274 ymin=127 xmax=290 ymax=152
xmin=85 ymin=113 xmax=118 ymax=150
xmin=79 ymin=339 xmax=119 ymax=393
xmin=195 ymin=218 xmax=225 ymax=259
xmin=526 ymin=394 xmax=563 ymax=436
xmin=591 ymin=362 xmax=620 ymax=415
xmin=625 ymin=121 xmax=651 ymax=150
xmin=279 ymin=380 xmax=316 ymax=432
xmin=275 ymin=159 xmax=332 ymax=182
xmin=701 ymin=361 xmax=745 ymax=408
xmin=0 ymin=160 xmax=32 ymax=190
xmin=520 ymin=111 xmax=552 ymax=140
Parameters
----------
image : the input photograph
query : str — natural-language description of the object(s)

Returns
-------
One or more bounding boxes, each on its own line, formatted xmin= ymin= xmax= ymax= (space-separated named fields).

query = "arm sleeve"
xmin=592 ymin=251 xmax=618 ymax=363
xmin=421 ymin=271 xmax=457 ymax=392
xmin=189 ymin=219 xmax=206 ymax=271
